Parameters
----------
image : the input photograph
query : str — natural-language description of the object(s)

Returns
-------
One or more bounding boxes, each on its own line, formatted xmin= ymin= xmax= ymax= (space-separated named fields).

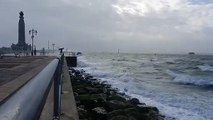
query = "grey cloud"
xmin=0 ymin=0 xmax=213 ymax=54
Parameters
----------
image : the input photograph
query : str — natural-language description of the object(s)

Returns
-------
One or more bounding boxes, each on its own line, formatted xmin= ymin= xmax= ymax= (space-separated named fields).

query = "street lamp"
xmin=52 ymin=43 xmax=55 ymax=54
xmin=29 ymin=29 xmax=38 ymax=56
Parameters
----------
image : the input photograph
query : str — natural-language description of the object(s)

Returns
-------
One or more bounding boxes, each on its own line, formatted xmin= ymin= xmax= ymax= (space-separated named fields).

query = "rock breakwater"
xmin=69 ymin=68 xmax=164 ymax=120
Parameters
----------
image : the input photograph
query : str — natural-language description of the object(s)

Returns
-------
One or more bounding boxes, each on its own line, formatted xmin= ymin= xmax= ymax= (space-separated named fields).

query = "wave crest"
xmin=167 ymin=70 xmax=213 ymax=86
xmin=198 ymin=65 xmax=213 ymax=72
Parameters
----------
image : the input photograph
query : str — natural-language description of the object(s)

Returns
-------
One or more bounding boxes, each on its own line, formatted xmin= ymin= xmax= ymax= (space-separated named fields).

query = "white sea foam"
xmin=166 ymin=70 xmax=213 ymax=86
xmin=77 ymin=61 xmax=88 ymax=67
xmin=77 ymin=54 xmax=213 ymax=120
xmin=198 ymin=64 xmax=213 ymax=72
xmin=87 ymin=70 xmax=208 ymax=120
xmin=130 ymin=94 xmax=207 ymax=120
xmin=88 ymin=70 xmax=112 ymax=78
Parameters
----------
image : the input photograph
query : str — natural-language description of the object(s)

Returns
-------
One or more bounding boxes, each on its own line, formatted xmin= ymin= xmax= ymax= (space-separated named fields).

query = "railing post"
xmin=60 ymin=53 xmax=64 ymax=95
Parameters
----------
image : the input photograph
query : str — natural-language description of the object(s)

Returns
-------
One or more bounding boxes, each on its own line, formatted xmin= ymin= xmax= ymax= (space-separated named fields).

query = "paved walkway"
xmin=0 ymin=56 xmax=79 ymax=120
xmin=0 ymin=56 xmax=54 ymax=102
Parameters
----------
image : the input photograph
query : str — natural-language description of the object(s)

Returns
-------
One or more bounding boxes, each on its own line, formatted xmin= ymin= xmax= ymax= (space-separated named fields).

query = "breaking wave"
xmin=167 ymin=70 xmax=213 ymax=86
xmin=77 ymin=53 xmax=213 ymax=120
xmin=198 ymin=64 xmax=213 ymax=72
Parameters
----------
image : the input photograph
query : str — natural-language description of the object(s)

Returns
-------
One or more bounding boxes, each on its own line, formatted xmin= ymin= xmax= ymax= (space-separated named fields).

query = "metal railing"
xmin=53 ymin=53 xmax=64 ymax=120
xmin=0 ymin=54 xmax=64 ymax=120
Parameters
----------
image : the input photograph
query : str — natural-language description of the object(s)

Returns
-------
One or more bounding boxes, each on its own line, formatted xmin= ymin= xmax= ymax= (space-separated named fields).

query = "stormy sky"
xmin=0 ymin=0 xmax=213 ymax=54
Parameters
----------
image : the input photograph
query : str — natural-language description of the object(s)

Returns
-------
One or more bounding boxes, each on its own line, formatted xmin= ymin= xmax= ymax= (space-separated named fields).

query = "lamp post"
xmin=52 ymin=43 xmax=55 ymax=54
xmin=48 ymin=40 xmax=49 ymax=54
xmin=29 ymin=29 xmax=37 ymax=56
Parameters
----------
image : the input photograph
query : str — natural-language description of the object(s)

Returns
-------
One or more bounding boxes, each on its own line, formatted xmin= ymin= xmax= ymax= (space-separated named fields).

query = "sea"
xmin=76 ymin=53 xmax=213 ymax=120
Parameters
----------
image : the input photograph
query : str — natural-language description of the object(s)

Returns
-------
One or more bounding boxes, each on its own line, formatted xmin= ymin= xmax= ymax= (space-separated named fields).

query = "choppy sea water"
xmin=76 ymin=53 xmax=213 ymax=120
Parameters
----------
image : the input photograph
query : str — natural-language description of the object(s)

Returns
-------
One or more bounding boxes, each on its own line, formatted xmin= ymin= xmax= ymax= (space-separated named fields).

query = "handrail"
xmin=0 ymin=58 xmax=59 ymax=120
xmin=53 ymin=53 xmax=64 ymax=120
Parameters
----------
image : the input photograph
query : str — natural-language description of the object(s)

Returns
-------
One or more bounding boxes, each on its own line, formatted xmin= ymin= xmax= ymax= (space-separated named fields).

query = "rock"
xmin=79 ymin=94 xmax=106 ymax=101
xmin=100 ymin=81 xmax=108 ymax=85
xmin=108 ymin=109 xmax=126 ymax=119
xmin=123 ymin=108 xmax=153 ymax=120
xmin=78 ymin=94 xmax=107 ymax=110
xmin=85 ymin=87 xmax=103 ymax=94
xmin=91 ymin=107 xmax=107 ymax=120
xmin=119 ymin=92 xmax=126 ymax=96
xmin=92 ymin=107 xmax=107 ymax=114
xmin=77 ymin=106 xmax=88 ymax=119
xmin=73 ymin=92 xmax=81 ymax=105
xmin=109 ymin=115 xmax=130 ymax=120
xmin=80 ymin=69 xmax=85 ymax=73
xmin=81 ymin=80 xmax=92 ymax=87
xmin=71 ymin=69 xmax=163 ymax=120
xmin=81 ymin=99 xmax=97 ymax=110
xmin=103 ymin=87 xmax=108 ymax=94
xmin=107 ymin=94 xmax=126 ymax=102
xmin=76 ymin=88 xmax=88 ymax=94
xmin=146 ymin=110 xmax=161 ymax=120
xmin=103 ymin=84 xmax=111 ymax=89
xmin=78 ymin=95 xmax=97 ymax=110
xmin=73 ymin=76 xmax=84 ymax=82
xmin=75 ymin=70 xmax=81 ymax=75
xmin=107 ymin=100 xmax=133 ymax=111
xmin=105 ymin=90 xmax=114 ymax=96
xmin=137 ymin=105 xmax=159 ymax=114
xmin=128 ymin=98 xmax=140 ymax=105
xmin=68 ymin=68 xmax=75 ymax=73
xmin=94 ymin=84 xmax=104 ymax=88
xmin=123 ymin=108 xmax=139 ymax=117
xmin=158 ymin=115 xmax=165 ymax=120
xmin=85 ymin=75 xmax=93 ymax=80
xmin=108 ymin=108 xmax=139 ymax=120
xmin=96 ymin=97 xmax=108 ymax=108
xmin=73 ymin=92 xmax=78 ymax=96
xmin=108 ymin=107 xmax=160 ymax=120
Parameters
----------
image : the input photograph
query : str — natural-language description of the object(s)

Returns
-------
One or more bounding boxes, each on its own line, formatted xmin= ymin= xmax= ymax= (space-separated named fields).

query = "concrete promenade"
xmin=0 ymin=56 xmax=79 ymax=120
xmin=0 ymin=56 xmax=55 ymax=101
